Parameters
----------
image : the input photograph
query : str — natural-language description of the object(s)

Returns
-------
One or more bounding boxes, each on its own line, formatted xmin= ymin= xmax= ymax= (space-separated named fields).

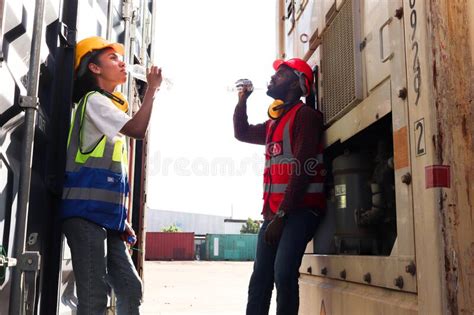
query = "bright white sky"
xmin=147 ymin=1 xmax=276 ymax=220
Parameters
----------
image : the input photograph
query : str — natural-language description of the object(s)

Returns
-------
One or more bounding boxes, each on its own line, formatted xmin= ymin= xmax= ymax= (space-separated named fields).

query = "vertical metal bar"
xmin=0 ymin=0 xmax=6 ymax=66
xmin=149 ymin=0 xmax=157 ymax=62
xmin=140 ymin=0 xmax=147 ymax=62
xmin=122 ymin=0 xmax=132 ymax=97
xmin=106 ymin=0 xmax=113 ymax=40
xmin=9 ymin=0 xmax=46 ymax=314
xmin=123 ymin=0 xmax=136 ymax=231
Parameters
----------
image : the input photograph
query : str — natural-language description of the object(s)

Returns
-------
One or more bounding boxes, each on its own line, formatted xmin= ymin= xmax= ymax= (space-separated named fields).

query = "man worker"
xmin=233 ymin=58 xmax=326 ymax=315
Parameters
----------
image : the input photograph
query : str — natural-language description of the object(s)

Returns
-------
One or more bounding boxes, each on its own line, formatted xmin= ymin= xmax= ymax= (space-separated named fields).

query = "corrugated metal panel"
xmin=204 ymin=234 xmax=258 ymax=261
xmin=145 ymin=232 xmax=195 ymax=260
xmin=321 ymin=0 xmax=363 ymax=125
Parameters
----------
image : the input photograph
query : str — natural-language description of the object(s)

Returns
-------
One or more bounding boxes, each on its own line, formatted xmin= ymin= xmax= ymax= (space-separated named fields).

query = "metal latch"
xmin=0 ymin=254 xmax=17 ymax=268
xmin=19 ymin=96 xmax=40 ymax=109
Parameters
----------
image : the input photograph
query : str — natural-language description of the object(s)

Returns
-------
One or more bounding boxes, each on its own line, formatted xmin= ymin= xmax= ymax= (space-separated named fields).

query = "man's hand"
xmin=146 ymin=65 xmax=162 ymax=91
xmin=238 ymin=85 xmax=253 ymax=103
xmin=264 ymin=216 xmax=285 ymax=245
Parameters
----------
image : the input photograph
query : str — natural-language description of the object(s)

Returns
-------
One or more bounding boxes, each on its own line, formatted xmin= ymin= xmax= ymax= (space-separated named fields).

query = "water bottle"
xmin=235 ymin=78 xmax=254 ymax=92
xmin=126 ymin=63 xmax=173 ymax=89
xmin=126 ymin=235 xmax=137 ymax=245
xmin=126 ymin=63 xmax=147 ymax=82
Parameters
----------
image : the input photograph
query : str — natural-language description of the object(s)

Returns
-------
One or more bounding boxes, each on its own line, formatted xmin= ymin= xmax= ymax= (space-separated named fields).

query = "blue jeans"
xmin=63 ymin=218 xmax=142 ymax=315
xmin=246 ymin=209 xmax=320 ymax=315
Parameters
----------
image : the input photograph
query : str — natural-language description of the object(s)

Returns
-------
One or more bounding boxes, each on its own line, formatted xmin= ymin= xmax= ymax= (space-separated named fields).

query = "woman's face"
xmin=90 ymin=48 xmax=127 ymax=85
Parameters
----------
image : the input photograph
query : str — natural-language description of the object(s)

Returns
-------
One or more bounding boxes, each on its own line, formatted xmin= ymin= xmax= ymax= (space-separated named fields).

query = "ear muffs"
xmin=268 ymin=99 xmax=285 ymax=120
xmin=98 ymin=89 xmax=129 ymax=113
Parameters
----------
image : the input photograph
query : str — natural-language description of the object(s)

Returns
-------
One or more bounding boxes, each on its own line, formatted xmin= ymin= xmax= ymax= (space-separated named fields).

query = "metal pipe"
xmin=123 ymin=0 xmax=136 ymax=222
xmin=9 ymin=0 xmax=46 ymax=314
xmin=122 ymin=0 xmax=133 ymax=97
xmin=106 ymin=0 xmax=114 ymax=40
xmin=140 ymin=0 xmax=147 ymax=62
xmin=149 ymin=0 xmax=157 ymax=63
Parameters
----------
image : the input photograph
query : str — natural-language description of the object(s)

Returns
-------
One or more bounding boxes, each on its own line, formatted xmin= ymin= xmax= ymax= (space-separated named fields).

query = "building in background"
xmin=146 ymin=208 xmax=259 ymax=235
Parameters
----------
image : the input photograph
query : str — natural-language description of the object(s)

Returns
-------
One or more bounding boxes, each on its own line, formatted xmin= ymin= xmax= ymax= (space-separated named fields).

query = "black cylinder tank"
xmin=332 ymin=152 xmax=379 ymax=254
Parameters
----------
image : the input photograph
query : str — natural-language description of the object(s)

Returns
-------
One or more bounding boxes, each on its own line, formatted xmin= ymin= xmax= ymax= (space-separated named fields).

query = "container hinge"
xmin=17 ymin=251 xmax=41 ymax=271
xmin=19 ymin=96 xmax=40 ymax=109
xmin=59 ymin=22 xmax=76 ymax=47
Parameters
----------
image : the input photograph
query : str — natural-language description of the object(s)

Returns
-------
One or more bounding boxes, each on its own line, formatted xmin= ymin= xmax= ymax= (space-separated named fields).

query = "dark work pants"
xmin=63 ymin=217 xmax=142 ymax=315
xmin=246 ymin=209 xmax=320 ymax=315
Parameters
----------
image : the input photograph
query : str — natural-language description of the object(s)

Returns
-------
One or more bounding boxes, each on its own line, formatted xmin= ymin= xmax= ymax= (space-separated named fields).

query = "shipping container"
xmin=145 ymin=232 xmax=195 ymax=261
xmin=204 ymin=234 xmax=258 ymax=261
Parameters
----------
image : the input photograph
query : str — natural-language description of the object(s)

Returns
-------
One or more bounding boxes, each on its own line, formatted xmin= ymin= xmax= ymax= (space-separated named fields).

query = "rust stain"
xmin=462 ymin=115 xmax=468 ymax=138
xmin=393 ymin=127 xmax=409 ymax=170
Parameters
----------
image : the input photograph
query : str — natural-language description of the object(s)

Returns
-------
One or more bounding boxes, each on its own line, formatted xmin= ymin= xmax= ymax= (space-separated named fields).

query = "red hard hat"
xmin=273 ymin=58 xmax=313 ymax=95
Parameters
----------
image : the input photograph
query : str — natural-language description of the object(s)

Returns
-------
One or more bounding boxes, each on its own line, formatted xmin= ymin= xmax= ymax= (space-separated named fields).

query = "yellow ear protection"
xmin=268 ymin=99 xmax=286 ymax=120
xmin=98 ymin=89 xmax=129 ymax=113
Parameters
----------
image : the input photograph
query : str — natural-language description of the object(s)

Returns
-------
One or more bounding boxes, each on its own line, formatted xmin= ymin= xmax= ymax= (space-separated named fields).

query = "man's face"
xmin=266 ymin=65 xmax=298 ymax=99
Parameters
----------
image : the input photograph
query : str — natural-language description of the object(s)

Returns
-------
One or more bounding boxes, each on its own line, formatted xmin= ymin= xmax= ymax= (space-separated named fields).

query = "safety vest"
xmin=263 ymin=102 xmax=326 ymax=213
xmin=61 ymin=91 xmax=129 ymax=231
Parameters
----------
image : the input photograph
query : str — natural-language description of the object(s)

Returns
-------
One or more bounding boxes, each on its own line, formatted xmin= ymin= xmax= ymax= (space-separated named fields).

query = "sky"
xmin=147 ymin=1 xmax=277 ymax=220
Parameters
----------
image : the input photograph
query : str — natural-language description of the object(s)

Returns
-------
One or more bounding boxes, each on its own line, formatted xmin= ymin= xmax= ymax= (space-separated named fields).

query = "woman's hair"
xmin=72 ymin=50 xmax=102 ymax=103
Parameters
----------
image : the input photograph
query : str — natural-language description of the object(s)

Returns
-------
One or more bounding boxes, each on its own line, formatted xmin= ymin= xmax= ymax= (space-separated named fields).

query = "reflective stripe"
xmin=74 ymin=137 xmax=106 ymax=164
xmin=63 ymin=187 xmax=125 ymax=204
xmin=113 ymin=140 xmax=123 ymax=162
xmin=264 ymin=182 xmax=324 ymax=193
xmin=265 ymin=153 xmax=324 ymax=168
xmin=282 ymin=122 xmax=292 ymax=156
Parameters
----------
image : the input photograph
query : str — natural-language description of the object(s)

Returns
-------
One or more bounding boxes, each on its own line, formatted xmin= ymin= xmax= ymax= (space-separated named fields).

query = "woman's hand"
xmin=146 ymin=65 xmax=163 ymax=91
xmin=122 ymin=221 xmax=137 ymax=246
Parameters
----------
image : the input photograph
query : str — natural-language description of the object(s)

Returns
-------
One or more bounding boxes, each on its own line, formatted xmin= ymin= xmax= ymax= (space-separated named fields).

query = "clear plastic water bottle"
xmin=126 ymin=63 xmax=147 ymax=82
xmin=235 ymin=78 xmax=254 ymax=92
xmin=126 ymin=63 xmax=173 ymax=90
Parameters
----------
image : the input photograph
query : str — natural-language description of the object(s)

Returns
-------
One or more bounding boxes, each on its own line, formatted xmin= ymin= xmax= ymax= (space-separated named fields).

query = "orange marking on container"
xmin=394 ymin=127 xmax=409 ymax=169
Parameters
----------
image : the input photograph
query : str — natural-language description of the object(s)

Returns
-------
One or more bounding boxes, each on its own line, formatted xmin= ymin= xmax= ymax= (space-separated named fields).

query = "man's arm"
xmin=278 ymin=106 xmax=323 ymax=214
xmin=233 ymin=102 xmax=267 ymax=145
xmin=233 ymin=87 xmax=266 ymax=145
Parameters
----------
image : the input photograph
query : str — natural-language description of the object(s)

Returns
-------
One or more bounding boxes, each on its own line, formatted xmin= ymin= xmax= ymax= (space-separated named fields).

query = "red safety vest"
xmin=263 ymin=102 xmax=326 ymax=213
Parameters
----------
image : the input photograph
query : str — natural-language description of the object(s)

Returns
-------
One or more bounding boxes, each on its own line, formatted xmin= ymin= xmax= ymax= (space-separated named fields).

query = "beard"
xmin=266 ymin=81 xmax=289 ymax=100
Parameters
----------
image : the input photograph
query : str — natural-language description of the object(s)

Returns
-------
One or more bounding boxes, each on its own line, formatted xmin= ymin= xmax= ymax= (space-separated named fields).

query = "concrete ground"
xmin=141 ymin=260 xmax=276 ymax=315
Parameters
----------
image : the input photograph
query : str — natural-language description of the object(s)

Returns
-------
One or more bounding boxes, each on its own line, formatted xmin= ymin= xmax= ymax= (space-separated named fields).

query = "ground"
xmin=141 ymin=260 xmax=276 ymax=315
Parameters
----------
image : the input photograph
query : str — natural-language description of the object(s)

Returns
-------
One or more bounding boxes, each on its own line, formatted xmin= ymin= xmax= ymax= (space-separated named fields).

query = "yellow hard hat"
xmin=75 ymin=36 xmax=124 ymax=71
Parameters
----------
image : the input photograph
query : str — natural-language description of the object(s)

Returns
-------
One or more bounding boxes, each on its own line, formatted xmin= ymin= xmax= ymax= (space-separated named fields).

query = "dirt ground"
xmin=141 ymin=260 xmax=276 ymax=315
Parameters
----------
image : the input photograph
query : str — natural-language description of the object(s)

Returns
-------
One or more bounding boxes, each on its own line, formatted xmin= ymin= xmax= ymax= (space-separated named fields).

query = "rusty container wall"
xmin=145 ymin=232 xmax=195 ymax=260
